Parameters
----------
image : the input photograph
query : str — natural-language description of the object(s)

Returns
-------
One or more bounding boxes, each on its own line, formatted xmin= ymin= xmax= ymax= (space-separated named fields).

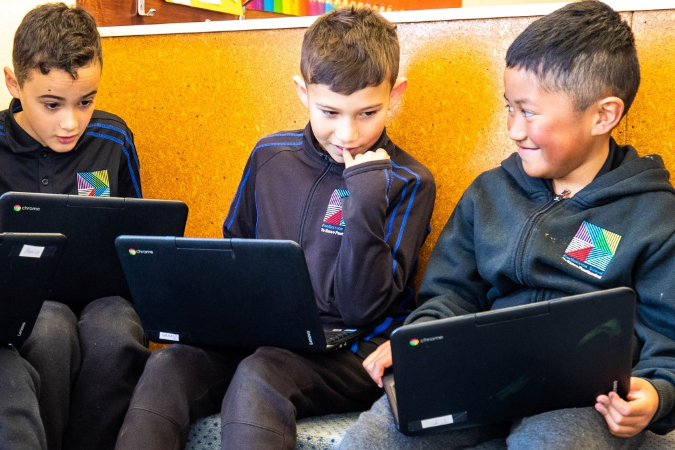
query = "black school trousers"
xmin=115 ymin=343 xmax=382 ymax=450
xmin=0 ymin=297 xmax=149 ymax=450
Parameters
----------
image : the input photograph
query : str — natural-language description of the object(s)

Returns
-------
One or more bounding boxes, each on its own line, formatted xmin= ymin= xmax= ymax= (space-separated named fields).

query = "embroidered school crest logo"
xmin=321 ymin=189 xmax=350 ymax=236
xmin=77 ymin=170 xmax=110 ymax=197
xmin=562 ymin=221 xmax=621 ymax=279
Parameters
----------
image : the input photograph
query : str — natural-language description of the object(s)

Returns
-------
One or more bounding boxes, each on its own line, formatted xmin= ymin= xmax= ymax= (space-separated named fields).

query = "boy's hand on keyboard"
xmin=362 ymin=341 xmax=392 ymax=388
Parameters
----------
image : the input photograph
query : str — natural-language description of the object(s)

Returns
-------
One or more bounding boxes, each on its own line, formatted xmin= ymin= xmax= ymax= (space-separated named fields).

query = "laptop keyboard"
xmin=324 ymin=328 xmax=357 ymax=343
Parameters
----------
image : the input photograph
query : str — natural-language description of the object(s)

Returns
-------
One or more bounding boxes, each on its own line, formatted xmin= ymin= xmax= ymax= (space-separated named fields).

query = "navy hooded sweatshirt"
xmin=409 ymin=139 xmax=675 ymax=434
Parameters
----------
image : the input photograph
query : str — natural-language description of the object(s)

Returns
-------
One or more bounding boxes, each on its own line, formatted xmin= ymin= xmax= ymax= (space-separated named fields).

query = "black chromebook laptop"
xmin=383 ymin=287 xmax=636 ymax=435
xmin=115 ymin=236 xmax=370 ymax=352
xmin=0 ymin=192 xmax=188 ymax=311
xmin=1 ymin=232 xmax=67 ymax=346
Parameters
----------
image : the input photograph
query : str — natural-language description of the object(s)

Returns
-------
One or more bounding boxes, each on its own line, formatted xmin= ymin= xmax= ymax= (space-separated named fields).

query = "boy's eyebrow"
xmin=315 ymin=101 xmax=384 ymax=111
xmin=503 ymin=93 xmax=527 ymax=106
xmin=38 ymin=90 xmax=98 ymax=101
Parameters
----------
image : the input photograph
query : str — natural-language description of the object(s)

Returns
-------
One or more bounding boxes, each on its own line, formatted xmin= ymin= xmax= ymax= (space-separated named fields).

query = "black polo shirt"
xmin=0 ymin=99 xmax=142 ymax=198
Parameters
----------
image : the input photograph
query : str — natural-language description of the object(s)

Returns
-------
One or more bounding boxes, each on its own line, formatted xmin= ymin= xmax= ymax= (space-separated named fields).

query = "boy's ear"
xmin=4 ymin=67 xmax=21 ymax=99
xmin=293 ymin=75 xmax=309 ymax=108
xmin=591 ymin=96 xmax=624 ymax=136
xmin=388 ymin=77 xmax=408 ymax=110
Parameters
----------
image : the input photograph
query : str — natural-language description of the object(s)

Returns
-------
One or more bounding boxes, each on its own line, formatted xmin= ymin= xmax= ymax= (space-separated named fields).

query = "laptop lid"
xmin=115 ymin=236 xmax=369 ymax=352
xmin=0 ymin=192 xmax=188 ymax=311
xmin=385 ymin=287 xmax=636 ymax=435
xmin=0 ymin=232 xmax=67 ymax=346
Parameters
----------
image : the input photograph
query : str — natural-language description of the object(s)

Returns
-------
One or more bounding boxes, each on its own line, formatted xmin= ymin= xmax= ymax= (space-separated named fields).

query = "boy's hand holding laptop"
xmin=363 ymin=339 xmax=392 ymax=388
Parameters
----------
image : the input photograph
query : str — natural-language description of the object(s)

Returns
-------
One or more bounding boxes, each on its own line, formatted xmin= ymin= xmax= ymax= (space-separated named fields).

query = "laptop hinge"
xmin=174 ymin=237 xmax=233 ymax=251
xmin=475 ymin=302 xmax=550 ymax=326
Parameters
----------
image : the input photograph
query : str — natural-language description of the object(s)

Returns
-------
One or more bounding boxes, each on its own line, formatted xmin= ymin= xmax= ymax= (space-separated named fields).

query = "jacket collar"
xmin=3 ymin=98 xmax=44 ymax=154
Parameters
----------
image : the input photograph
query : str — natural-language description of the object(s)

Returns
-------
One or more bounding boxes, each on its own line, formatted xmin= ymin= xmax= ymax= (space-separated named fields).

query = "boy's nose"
xmin=335 ymin=119 xmax=359 ymax=143
xmin=60 ymin=110 xmax=78 ymax=132
xmin=507 ymin=116 xmax=527 ymax=142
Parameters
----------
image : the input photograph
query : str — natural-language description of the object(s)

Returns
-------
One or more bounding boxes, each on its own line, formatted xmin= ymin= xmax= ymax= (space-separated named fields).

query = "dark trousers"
xmin=0 ymin=346 xmax=46 ymax=450
xmin=2 ymin=297 xmax=150 ymax=450
xmin=116 ymin=344 xmax=382 ymax=450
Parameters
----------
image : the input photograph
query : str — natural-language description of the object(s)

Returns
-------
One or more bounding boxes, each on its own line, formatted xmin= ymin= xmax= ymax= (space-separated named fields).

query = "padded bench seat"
xmin=186 ymin=412 xmax=675 ymax=450
xmin=186 ymin=412 xmax=361 ymax=450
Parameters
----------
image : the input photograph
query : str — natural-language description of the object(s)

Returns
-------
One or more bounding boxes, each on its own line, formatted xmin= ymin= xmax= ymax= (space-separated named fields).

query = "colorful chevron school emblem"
xmin=77 ymin=170 xmax=110 ymax=197
xmin=321 ymin=189 xmax=350 ymax=236
xmin=562 ymin=221 xmax=621 ymax=279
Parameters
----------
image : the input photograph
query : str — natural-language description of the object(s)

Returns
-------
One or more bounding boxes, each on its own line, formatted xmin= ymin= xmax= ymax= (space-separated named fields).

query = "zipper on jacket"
xmin=297 ymin=154 xmax=332 ymax=244
xmin=514 ymin=194 xmax=568 ymax=283
xmin=554 ymin=189 xmax=571 ymax=201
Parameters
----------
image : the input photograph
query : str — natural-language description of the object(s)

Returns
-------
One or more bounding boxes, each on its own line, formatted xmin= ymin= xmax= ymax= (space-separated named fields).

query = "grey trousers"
xmin=339 ymin=394 xmax=647 ymax=450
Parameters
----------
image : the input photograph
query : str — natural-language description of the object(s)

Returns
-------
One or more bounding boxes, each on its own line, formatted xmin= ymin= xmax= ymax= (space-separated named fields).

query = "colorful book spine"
xmin=299 ymin=0 xmax=308 ymax=16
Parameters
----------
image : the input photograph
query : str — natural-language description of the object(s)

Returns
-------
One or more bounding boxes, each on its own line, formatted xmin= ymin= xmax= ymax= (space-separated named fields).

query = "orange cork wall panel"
xmin=98 ymin=29 xmax=307 ymax=239
xmin=629 ymin=10 xmax=675 ymax=172
xmin=95 ymin=11 xmax=675 ymax=275
xmin=390 ymin=17 xmax=535 ymax=269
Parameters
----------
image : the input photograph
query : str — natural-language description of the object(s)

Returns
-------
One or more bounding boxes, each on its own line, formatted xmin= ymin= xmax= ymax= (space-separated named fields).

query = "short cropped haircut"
xmin=12 ymin=3 xmax=102 ymax=87
xmin=300 ymin=8 xmax=400 ymax=95
xmin=506 ymin=1 xmax=640 ymax=116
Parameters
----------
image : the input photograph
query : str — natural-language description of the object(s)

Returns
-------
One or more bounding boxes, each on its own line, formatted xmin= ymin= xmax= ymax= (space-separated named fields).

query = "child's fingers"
xmin=343 ymin=150 xmax=354 ymax=167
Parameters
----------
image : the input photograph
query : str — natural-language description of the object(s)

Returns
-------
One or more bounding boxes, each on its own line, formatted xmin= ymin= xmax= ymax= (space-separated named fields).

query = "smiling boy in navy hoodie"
xmin=341 ymin=2 xmax=675 ymax=449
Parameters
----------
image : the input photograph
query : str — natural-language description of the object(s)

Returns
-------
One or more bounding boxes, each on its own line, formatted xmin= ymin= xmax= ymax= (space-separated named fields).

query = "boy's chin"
xmin=47 ymin=143 xmax=78 ymax=153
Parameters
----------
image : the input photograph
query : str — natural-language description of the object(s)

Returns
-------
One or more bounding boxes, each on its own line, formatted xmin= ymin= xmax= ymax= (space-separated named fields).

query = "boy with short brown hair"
xmin=116 ymin=8 xmax=435 ymax=450
xmin=0 ymin=4 xmax=146 ymax=450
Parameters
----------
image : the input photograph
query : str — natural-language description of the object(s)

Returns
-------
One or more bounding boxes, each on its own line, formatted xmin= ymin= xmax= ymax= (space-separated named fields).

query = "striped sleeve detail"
xmin=350 ymin=316 xmax=395 ymax=353
xmin=86 ymin=122 xmax=142 ymax=198
xmin=388 ymin=160 xmax=423 ymax=274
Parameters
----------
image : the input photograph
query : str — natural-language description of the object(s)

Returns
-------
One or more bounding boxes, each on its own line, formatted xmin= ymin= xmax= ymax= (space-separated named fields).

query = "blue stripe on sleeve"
xmin=88 ymin=123 xmax=141 ymax=172
xmin=389 ymin=161 xmax=421 ymax=274
xmin=350 ymin=316 xmax=395 ymax=353
xmin=385 ymin=174 xmax=407 ymax=242
xmin=383 ymin=168 xmax=392 ymax=207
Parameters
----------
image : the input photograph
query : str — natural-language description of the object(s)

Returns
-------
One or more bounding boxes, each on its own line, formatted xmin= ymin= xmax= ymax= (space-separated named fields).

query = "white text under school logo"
xmin=321 ymin=189 xmax=350 ymax=236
